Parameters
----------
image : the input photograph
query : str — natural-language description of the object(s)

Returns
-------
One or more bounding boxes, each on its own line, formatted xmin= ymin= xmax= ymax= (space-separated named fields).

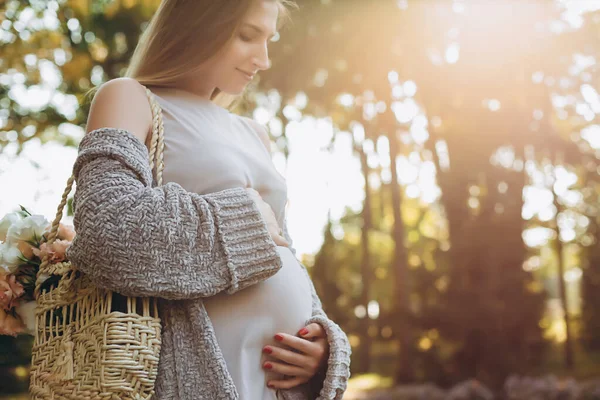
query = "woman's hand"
xmin=262 ymin=323 xmax=329 ymax=390
xmin=245 ymin=187 xmax=289 ymax=246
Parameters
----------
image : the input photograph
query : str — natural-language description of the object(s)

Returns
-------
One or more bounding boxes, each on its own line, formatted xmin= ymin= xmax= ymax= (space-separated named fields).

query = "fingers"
xmin=276 ymin=226 xmax=290 ymax=246
xmin=263 ymin=360 xmax=312 ymax=378
xmin=298 ymin=323 xmax=327 ymax=340
xmin=245 ymin=188 xmax=289 ymax=246
xmin=263 ymin=345 xmax=314 ymax=370
xmin=263 ymin=331 xmax=330 ymax=391
xmin=267 ymin=375 xmax=309 ymax=390
xmin=272 ymin=232 xmax=290 ymax=246
xmin=273 ymin=332 xmax=322 ymax=358
xmin=268 ymin=220 xmax=288 ymax=246
xmin=245 ymin=187 xmax=260 ymax=199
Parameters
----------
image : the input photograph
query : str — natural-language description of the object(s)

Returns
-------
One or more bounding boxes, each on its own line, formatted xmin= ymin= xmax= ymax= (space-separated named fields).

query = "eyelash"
xmin=240 ymin=34 xmax=274 ymax=45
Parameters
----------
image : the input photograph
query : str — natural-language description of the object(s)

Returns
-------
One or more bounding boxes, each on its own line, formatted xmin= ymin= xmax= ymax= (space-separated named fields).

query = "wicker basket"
xmin=30 ymin=87 xmax=165 ymax=400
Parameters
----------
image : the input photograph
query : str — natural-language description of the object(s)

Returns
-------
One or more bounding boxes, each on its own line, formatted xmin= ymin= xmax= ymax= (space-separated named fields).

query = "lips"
xmin=238 ymin=69 xmax=255 ymax=80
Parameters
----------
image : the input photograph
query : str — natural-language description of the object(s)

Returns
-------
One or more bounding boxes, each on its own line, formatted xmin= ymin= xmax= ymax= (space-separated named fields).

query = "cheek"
xmin=207 ymin=54 xmax=238 ymax=79
xmin=228 ymin=41 xmax=254 ymax=61
xmin=209 ymin=42 xmax=254 ymax=86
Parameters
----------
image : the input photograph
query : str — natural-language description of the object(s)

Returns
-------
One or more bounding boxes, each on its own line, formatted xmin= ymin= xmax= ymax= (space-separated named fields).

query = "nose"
xmin=253 ymin=42 xmax=271 ymax=71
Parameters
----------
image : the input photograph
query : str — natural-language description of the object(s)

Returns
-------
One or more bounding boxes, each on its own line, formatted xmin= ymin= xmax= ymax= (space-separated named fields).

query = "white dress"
xmin=151 ymin=87 xmax=314 ymax=400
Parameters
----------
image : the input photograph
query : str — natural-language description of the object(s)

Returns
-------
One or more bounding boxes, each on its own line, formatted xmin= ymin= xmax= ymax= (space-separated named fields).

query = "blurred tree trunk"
xmin=356 ymin=143 xmax=373 ymax=373
xmin=551 ymin=152 xmax=574 ymax=369
xmin=582 ymin=214 xmax=600 ymax=350
xmin=387 ymin=126 xmax=414 ymax=382
xmin=581 ymin=170 xmax=600 ymax=351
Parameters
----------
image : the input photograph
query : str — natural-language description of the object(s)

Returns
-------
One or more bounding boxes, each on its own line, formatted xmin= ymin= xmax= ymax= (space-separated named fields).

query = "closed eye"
xmin=239 ymin=33 xmax=275 ymax=47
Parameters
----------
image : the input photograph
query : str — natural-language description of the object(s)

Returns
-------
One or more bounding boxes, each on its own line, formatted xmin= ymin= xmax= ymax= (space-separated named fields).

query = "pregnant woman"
xmin=65 ymin=0 xmax=351 ymax=399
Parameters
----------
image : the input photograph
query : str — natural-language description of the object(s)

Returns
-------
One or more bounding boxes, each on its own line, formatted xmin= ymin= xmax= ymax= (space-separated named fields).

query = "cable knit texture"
xmin=65 ymin=127 xmax=351 ymax=399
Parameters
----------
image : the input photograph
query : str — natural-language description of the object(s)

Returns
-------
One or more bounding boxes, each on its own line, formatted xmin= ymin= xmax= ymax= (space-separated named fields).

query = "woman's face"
xmin=185 ymin=1 xmax=279 ymax=97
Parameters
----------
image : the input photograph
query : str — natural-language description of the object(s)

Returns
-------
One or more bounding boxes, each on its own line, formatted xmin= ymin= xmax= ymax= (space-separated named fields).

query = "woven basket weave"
xmin=30 ymin=87 xmax=165 ymax=400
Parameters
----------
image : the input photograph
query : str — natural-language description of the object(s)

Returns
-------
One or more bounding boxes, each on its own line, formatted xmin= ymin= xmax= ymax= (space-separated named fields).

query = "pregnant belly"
xmin=203 ymin=246 xmax=314 ymax=397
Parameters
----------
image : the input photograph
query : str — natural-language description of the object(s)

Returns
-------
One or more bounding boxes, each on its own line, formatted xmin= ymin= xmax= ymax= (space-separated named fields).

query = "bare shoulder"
xmin=240 ymin=116 xmax=271 ymax=154
xmin=85 ymin=77 xmax=153 ymax=147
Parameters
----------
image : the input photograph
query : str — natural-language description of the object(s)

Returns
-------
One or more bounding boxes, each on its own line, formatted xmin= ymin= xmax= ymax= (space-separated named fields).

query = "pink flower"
xmin=0 ymin=270 xmax=24 ymax=311
xmin=57 ymin=223 xmax=75 ymax=242
xmin=0 ymin=307 xmax=24 ymax=336
xmin=32 ymin=240 xmax=71 ymax=264
xmin=16 ymin=240 xmax=35 ymax=260
xmin=51 ymin=240 xmax=70 ymax=261
xmin=43 ymin=223 xmax=75 ymax=243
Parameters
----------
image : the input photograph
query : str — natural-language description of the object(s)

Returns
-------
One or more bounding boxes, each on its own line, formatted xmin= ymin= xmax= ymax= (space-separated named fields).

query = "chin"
xmin=218 ymin=85 xmax=247 ymax=96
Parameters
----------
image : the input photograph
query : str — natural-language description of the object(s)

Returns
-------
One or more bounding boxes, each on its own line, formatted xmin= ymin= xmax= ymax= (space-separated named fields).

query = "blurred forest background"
xmin=1 ymin=0 xmax=600 ymax=398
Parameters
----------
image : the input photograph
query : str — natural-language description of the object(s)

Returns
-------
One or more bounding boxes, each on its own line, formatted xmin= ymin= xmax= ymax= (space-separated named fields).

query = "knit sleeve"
xmin=65 ymin=127 xmax=282 ymax=300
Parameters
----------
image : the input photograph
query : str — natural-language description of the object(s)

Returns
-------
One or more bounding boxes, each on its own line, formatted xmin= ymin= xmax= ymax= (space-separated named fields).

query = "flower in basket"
xmin=0 ymin=206 xmax=75 ymax=336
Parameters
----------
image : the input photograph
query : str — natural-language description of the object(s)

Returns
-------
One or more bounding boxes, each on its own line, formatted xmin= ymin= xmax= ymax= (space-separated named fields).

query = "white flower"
xmin=15 ymin=300 xmax=37 ymax=335
xmin=6 ymin=214 xmax=49 ymax=245
xmin=0 ymin=242 xmax=25 ymax=273
xmin=36 ymin=272 xmax=51 ymax=287
xmin=0 ymin=211 xmax=25 ymax=242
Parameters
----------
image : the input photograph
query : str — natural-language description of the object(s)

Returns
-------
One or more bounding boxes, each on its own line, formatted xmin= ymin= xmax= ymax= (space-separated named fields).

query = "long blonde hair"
xmin=124 ymin=0 xmax=297 ymax=110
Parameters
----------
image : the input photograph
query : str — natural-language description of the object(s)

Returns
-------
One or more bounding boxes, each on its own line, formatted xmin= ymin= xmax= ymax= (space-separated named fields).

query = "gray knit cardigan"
xmin=65 ymin=127 xmax=351 ymax=400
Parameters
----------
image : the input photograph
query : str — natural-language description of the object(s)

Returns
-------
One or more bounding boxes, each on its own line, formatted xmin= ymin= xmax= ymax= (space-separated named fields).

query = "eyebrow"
xmin=242 ymin=23 xmax=277 ymax=40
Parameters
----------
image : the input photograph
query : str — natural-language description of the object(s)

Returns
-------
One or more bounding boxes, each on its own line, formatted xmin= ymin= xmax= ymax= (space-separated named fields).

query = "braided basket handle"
xmin=35 ymin=86 xmax=165 ymax=287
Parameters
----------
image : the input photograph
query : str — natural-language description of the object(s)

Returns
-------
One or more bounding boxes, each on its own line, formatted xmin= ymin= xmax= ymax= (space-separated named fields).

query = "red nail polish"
xmin=264 ymin=362 xmax=273 ymax=370
xmin=268 ymin=383 xmax=274 ymax=388
xmin=299 ymin=328 xmax=309 ymax=336
xmin=263 ymin=347 xmax=272 ymax=354
xmin=274 ymin=334 xmax=284 ymax=341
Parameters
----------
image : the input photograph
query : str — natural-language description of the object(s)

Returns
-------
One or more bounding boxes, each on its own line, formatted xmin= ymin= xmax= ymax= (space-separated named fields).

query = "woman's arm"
xmin=245 ymin=117 xmax=351 ymax=399
xmin=282 ymin=221 xmax=351 ymax=400
xmin=65 ymin=80 xmax=282 ymax=300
